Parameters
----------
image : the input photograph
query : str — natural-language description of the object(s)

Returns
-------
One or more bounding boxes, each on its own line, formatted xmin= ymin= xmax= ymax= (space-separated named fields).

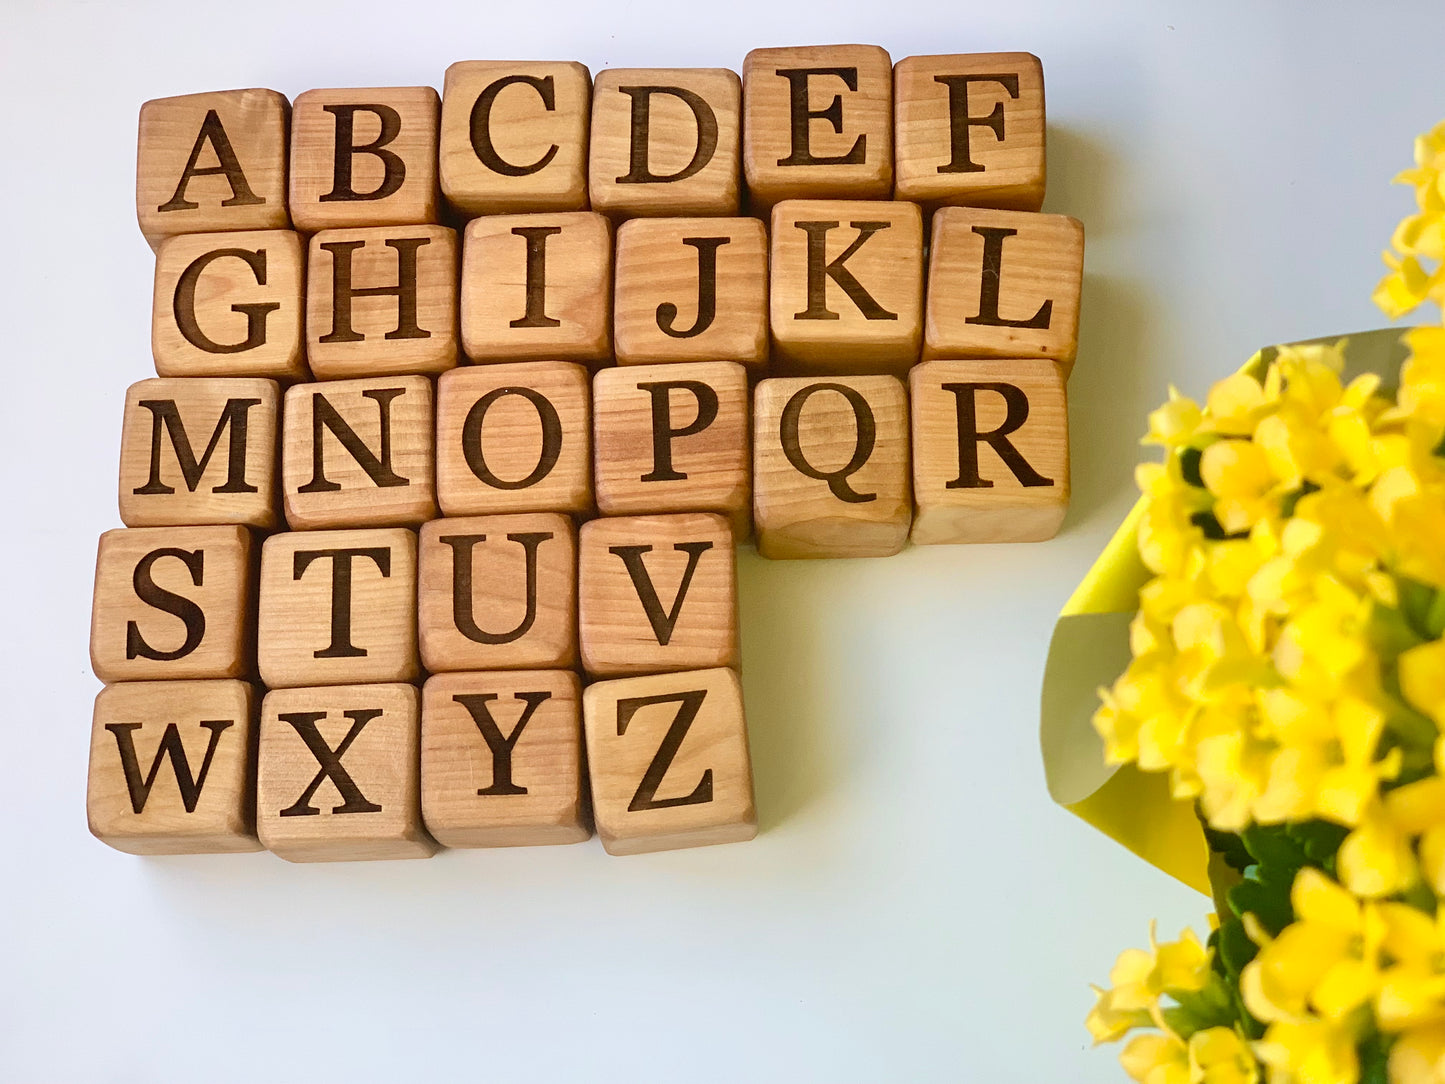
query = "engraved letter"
xmin=778 ymin=383 xmax=877 ymax=503
xmin=470 ymin=75 xmax=559 ymax=176
xmin=934 ymin=73 xmax=1020 ymax=174
xmin=792 ymin=221 xmax=896 ymax=321
xmin=134 ymin=397 xmax=260 ymax=495
xmin=173 ymin=248 xmax=281 ymax=354
xmin=125 ymin=547 xmax=206 ymax=661
xmin=461 ymin=387 xmax=563 ymax=490
xmin=157 ymin=110 xmax=264 ymax=212
xmin=277 ymin=709 xmax=384 ymax=816
xmin=943 ymin=382 xmax=1053 ymax=489
xmin=656 ymin=237 xmax=727 ymax=339
xmin=966 ymin=226 xmax=1052 ymax=329
xmin=320 ymin=104 xmax=405 ymax=203
xmin=616 ymin=85 xmax=719 ymax=184
xmin=617 ymin=689 xmax=712 ymax=811
xmin=774 ymin=68 xmax=866 ymax=167
xmin=607 ymin=542 xmax=713 ymax=646
xmin=292 ymin=547 xmax=392 ymax=659
xmin=451 ymin=691 xmax=553 ymax=796
xmin=438 ymin=532 xmax=552 ymax=644
xmin=105 ymin=720 xmax=233 ymax=814
xmin=318 ymin=237 xmax=432 ymax=344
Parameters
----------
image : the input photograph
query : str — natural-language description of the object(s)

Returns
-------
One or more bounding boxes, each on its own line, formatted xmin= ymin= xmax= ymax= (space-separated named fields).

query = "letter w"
xmin=105 ymin=721 xmax=233 ymax=814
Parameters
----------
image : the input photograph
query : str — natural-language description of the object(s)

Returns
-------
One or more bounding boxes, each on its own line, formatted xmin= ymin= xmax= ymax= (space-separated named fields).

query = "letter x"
xmin=277 ymin=709 xmax=383 ymax=817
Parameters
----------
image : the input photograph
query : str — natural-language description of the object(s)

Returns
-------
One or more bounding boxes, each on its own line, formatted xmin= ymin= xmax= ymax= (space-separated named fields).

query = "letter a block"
xmin=88 ymin=680 xmax=261 ymax=855
xmin=583 ymin=667 xmax=756 ymax=855
xmin=258 ymin=683 xmax=436 ymax=862
xmin=421 ymin=670 xmax=588 ymax=847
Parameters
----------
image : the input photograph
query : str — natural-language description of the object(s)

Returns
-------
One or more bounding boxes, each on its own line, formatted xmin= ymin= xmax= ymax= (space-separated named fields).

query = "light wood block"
xmin=257 ymin=528 xmax=418 ymax=689
xmin=88 ymin=680 xmax=261 ymax=855
xmin=289 ymin=87 xmax=440 ymax=232
xmin=281 ymin=375 xmax=435 ymax=529
xmin=593 ymin=362 xmax=750 ymax=533
xmin=306 ymin=225 xmax=458 ymax=379
xmin=137 ymin=89 xmax=290 ymax=248
xmin=742 ymin=45 xmax=893 ymax=209
xmin=769 ymin=200 xmax=923 ymax=374
xmin=418 ymin=514 xmax=577 ymax=672
xmin=589 ymin=68 xmax=741 ymax=218
xmin=923 ymin=206 xmax=1084 ymax=370
xmin=578 ymin=513 xmax=737 ymax=677
xmin=613 ymin=217 xmax=768 ymax=369
xmin=582 ymin=667 xmax=756 ymax=856
xmin=152 ymin=229 xmax=306 ymax=381
xmin=421 ymin=670 xmax=588 ymax=847
xmin=435 ymin=362 xmax=592 ymax=517
xmin=894 ymin=53 xmax=1046 ymax=211
xmin=753 ymin=375 xmax=911 ymax=559
xmin=460 ymin=211 xmax=613 ymax=363
xmin=90 ymin=525 xmax=253 ymax=683
xmin=910 ymin=358 xmax=1069 ymax=543
xmin=119 ymin=377 xmax=279 ymax=529
xmin=440 ymin=61 xmax=591 ymax=216
xmin=257 ymin=683 xmax=436 ymax=862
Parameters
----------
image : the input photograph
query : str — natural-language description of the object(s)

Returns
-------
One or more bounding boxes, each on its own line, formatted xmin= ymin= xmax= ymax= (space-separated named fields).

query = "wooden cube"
xmin=281 ymin=375 xmax=435 ymax=529
xmin=583 ymin=667 xmax=756 ymax=856
xmin=894 ymin=53 xmax=1046 ymax=211
xmin=257 ymin=683 xmax=436 ymax=862
xmin=306 ymin=225 xmax=458 ymax=379
xmin=578 ymin=513 xmax=737 ymax=677
xmin=769 ymin=200 xmax=922 ymax=374
xmin=289 ymin=87 xmax=440 ymax=232
xmin=589 ymin=68 xmax=741 ymax=218
xmin=910 ymin=358 xmax=1069 ymax=543
xmin=753 ymin=375 xmax=911 ymax=559
xmin=593 ymin=362 xmax=750 ymax=533
xmin=257 ymin=528 xmax=418 ymax=689
xmin=460 ymin=212 xmax=612 ymax=363
xmin=137 ymin=89 xmax=290 ymax=248
xmin=421 ymin=670 xmax=588 ymax=847
xmin=613 ymin=217 xmax=768 ymax=369
xmin=924 ymin=206 xmax=1084 ymax=370
xmin=152 ymin=229 xmax=306 ymax=381
xmin=119 ymin=377 xmax=279 ymax=529
xmin=440 ymin=61 xmax=591 ymax=216
xmin=88 ymin=680 xmax=261 ymax=855
xmin=742 ymin=45 xmax=893 ymax=209
xmin=435 ymin=363 xmax=592 ymax=517
xmin=418 ymin=514 xmax=577 ymax=672
xmin=90 ymin=525 xmax=253 ymax=683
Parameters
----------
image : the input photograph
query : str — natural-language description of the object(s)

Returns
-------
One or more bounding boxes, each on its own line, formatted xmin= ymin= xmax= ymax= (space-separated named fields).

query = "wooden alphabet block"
xmin=578 ymin=513 xmax=737 ymax=677
xmin=137 ymin=89 xmax=290 ymax=248
xmin=440 ymin=61 xmax=591 ymax=216
xmin=460 ymin=211 xmax=613 ymax=363
xmin=435 ymin=363 xmax=592 ymax=517
xmin=90 ymin=525 xmax=253 ymax=683
xmin=593 ymin=362 xmax=751 ymax=533
xmin=612 ymin=217 xmax=768 ymax=369
xmin=923 ymin=206 xmax=1084 ymax=370
xmin=119 ymin=377 xmax=279 ymax=529
xmin=289 ymin=87 xmax=440 ymax=232
xmin=582 ymin=667 xmax=756 ymax=855
xmin=257 ymin=528 xmax=418 ymax=689
xmin=418 ymin=514 xmax=577 ymax=672
xmin=589 ymin=68 xmax=741 ymax=218
xmin=769 ymin=200 xmax=923 ymax=374
xmin=742 ymin=45 xmax=893 ymax=209
xmin=306 ymin=225 xmax=458 ymax=379
xmin=281 ymin=374 xmax=435 ymax=529
xmin=88 ymin=680 xmax=261 ymax=855
xmin=894 ymin=53 xmax=1046 ymax=211
xmin=910 ymin=358 xmax=1069 ymax=543
xmin=152 ymin=229 xmax=306 ymax=381
xmin=421 ymin=670 xmax=588 ymax=847
xmin=753 ymin=375 xmax=911 ymax=558
xmin=257 ymin=683 xmax=436 ymax=862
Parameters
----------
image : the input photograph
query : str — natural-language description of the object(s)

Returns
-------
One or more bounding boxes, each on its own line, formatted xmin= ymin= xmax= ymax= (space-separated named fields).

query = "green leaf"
xmin=1240 ymin=824 xmax=1310 ymax=871
xmin=1203 ymin=825 xmax=1254 ymax=874
xmin=1397 ymin=577 xmax=1439 ymax=641
xmin=1214 ymin=916 xmax=1258 ymax=982
xmin=1179 ymin=446 xmax=1206 ymax=488
xmin=1358 ymin=1030 xmax=1391 ymax=1084
xmin=1287 ymin=821 xmax=1350 ymax=869
xmin=1228 ymin=867 xmax=1295 ymax=937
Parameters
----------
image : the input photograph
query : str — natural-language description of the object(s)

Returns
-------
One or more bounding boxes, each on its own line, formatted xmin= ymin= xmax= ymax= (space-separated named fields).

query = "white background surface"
xmin=3 ymin=2 xmax=1442 ymax=1080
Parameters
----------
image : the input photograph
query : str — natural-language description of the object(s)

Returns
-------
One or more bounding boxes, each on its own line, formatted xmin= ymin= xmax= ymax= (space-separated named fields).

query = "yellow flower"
xmin=1399 ymin=640 xmax=1445 ymax=728
xmin=1255 ymin=1016 xmax=1359 ymax=1084
xmin=1389 ymin=1021 xmax=1445 ymax=1084
xmin=1188 ymin=1027 xmax=1260 ymax=1084
xmin=1145 ymin=387 xmax=1206 ymax=448
xmin=1120 ymin=1031 xmax=1191 ymax=1084
xmin=1338 ymin=808 xmax=1419 ymax=898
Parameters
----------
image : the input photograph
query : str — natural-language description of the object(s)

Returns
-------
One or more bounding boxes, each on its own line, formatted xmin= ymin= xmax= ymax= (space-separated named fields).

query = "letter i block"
xmin=282 ymin=375 xmax=435 ymax=529
xmin=88 ymin=680 xmax=261 ymax=855
xmin=578 ymin=513 xmax=738 ymax=677
xmin=910 ymin=358 xmax=1069 ymax=543
xmin=418 ymin=514 xmax=577 ymax=672
xmin=90 ymin=526 xmax=253 ymax=683
xmin=257 ymin=528 xmax=418 ymax=689
xmin=137 ymin=89 xmax=290 ymax=248
xmin=421 ymin=670 xmax=588 ymax=847
xmin=753 ymin=376 xmax=911 ymax=559
xmin=583 ymin=667 xmax=756 ymax=855
xmin=119 ymin=377 xmax=279 ymax=529
xmin=258 ymin=683 xmax=436 ymax=862
xmin=769 ymin=200 xmax=923 ymax=375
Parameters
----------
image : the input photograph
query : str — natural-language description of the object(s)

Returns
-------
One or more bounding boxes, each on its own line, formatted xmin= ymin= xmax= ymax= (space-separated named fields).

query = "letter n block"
xmin=583 ymin=667 xmax=756 ymax=855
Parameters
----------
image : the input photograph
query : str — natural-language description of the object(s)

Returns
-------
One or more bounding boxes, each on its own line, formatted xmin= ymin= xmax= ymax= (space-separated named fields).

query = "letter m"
xmin=133 ymin=397 xmax=261 ymax=495
xmin=104 ymin=721 xmax=234 ymax=814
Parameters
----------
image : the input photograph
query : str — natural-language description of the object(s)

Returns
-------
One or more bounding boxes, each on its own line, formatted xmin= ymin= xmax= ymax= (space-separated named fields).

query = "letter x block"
xmin=583 ymin=667 xmax=756 ymax=855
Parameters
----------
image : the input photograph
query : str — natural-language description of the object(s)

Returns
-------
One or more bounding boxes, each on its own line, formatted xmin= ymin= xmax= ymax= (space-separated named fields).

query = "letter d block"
xmin=583 ymin=667 xmax=756 ymax=855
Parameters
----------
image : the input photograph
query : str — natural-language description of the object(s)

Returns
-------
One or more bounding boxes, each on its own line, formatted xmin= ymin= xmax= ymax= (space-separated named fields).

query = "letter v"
xmin=607 ymin=541 xmax=714 ymax=646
